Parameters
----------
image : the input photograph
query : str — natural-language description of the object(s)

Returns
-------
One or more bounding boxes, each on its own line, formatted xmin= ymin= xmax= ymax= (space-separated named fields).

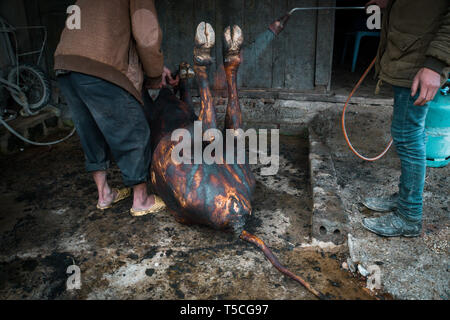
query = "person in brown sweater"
xmin=55 ymin=0 xmax=177 ymax=216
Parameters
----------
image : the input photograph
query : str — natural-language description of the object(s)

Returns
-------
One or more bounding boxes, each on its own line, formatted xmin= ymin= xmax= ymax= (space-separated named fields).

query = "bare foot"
xmin=131 ymin=194 xmax=156 ymax=212
xmin=97 ymin=188 xmax=117 ymax=209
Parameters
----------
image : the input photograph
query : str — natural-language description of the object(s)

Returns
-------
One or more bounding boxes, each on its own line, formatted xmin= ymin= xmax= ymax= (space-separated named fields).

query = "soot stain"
xmin=42 ymin=252 xmax=76 ymax=299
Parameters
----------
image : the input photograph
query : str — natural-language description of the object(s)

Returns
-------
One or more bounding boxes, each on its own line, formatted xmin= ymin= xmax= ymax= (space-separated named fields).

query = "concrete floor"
xmin=0 ymin=131 xmax=378 ymax=300
xmin=0 ymin=85 xmax=447 ymax=299
xmin=311 ymin=105 xmax=449 ymax=300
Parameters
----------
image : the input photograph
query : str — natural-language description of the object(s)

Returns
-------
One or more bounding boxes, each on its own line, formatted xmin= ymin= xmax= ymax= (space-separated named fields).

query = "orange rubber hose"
xmin=341 ymin=56 xmax=393 ymax=161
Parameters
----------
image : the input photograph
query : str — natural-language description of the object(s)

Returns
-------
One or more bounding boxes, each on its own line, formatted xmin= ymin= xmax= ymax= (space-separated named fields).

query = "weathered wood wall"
xmin=2 ymin=0 xmax=336 ymax=93
xmin=156 ymin=0 xmax=336 ymax=92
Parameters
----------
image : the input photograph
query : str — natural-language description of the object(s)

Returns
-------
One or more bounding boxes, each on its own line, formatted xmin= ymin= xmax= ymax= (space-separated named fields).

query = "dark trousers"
xmin=57 ymin=72 xmax=151 ymax=187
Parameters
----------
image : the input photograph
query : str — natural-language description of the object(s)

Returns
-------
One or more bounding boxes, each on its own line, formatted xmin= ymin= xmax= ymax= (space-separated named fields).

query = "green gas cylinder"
xmin=425 ymin=79 xmax=450 ymax=168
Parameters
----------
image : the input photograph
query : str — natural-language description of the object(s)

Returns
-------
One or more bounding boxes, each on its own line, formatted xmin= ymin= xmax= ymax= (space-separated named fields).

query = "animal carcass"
xmin=146 ymin=22 xmax=324 ymax=299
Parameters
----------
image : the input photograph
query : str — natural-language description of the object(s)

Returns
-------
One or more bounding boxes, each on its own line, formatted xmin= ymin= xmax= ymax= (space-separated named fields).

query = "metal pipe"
xmin=289 ymin=6 xmax=365 ymax=14
xmin=269 ymin=6 xmax=366 ymax=36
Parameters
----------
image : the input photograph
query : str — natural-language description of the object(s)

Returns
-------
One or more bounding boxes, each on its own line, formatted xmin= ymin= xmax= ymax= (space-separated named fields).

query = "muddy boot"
xmin=362 ymin=193 xmax=398 ymax=212
xmin=362 ymin=211 xmax=422 ymax=237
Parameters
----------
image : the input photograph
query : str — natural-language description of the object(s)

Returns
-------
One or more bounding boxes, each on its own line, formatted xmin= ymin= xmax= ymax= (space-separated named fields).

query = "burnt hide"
xmin=148 ymin=88 xmax=255 ymax=234
xmin=144 ymin=23 xmax=323 ymax=299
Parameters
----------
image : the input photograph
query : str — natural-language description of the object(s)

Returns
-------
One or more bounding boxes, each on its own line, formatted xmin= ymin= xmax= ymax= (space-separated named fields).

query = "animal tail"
xmin=240 ymin=230 xmax=326 ymax=300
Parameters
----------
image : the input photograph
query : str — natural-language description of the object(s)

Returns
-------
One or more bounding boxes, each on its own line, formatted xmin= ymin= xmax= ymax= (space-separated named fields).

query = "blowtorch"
xmin=269 ymin=6 xmax=365 ymax=35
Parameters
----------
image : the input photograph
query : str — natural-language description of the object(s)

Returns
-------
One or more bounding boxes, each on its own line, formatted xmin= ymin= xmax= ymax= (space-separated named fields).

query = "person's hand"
xmin=365 ymin=0 xmax=389 ymax=9
xmin=411 ymin=68 xmax=441 ymax=106
xmin=171 ymin=73 xmax=180 ymax=87
xmin=160 ymin=66 xmax=179 ymax=88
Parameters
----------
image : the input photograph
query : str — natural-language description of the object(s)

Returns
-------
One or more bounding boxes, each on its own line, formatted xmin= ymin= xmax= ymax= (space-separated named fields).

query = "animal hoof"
xmin=195 ymin=22 xmax=215 ymax=49
xmin=194 ymin=22 xmax=215 ymax=66
xmin=223 ymin=25 xmax=243 ymax=63
xmin=179 ymin=62 xmax=195 ymax=79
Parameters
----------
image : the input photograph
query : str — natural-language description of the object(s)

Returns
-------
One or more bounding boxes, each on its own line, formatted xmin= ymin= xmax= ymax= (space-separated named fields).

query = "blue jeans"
xmin=391 ymin=86 xmax=429 ymax=222
xmin=57 ymin=72 xmax=151 ymax=187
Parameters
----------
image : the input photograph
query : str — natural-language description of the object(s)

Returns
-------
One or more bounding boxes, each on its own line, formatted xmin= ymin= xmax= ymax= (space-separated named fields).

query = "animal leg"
xmin=178 ymin=62 xmax=195 ymax=112
xmin=223 ymin=25 xmax=244 ymax=131
xmin=194 ymin=22 xmax=217 ymax=136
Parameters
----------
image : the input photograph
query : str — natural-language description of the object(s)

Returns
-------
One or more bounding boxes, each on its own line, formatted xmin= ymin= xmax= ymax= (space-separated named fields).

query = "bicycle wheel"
xmin=8 ymin=64 xmax=51 ymax=111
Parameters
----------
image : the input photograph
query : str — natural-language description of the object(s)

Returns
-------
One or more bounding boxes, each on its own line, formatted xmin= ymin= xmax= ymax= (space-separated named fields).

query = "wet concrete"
xmin=311 ymin=105 xmax=449 ymax=300
xmin=0 ymin=132 xmax=379 ymax=300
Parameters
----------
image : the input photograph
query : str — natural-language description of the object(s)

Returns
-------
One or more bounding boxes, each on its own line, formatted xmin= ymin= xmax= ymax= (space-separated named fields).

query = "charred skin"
xmin=148 ymin=88 xmax=197 ymax=153
xmin=195 ymin=64 xmax=218 ymax=136
xmin=224 ymin=25 xmax=243 ymax=131
xmin=148 ymin=22 xmax=323 ymax=299
xmin=178 ymin=62 xmax=195 ymax=111
xmin=150 ymin=22 xmax=255 ymax=234
xmin=151 ymin=133 xmax=254 ymax=233
xmin=194 ymin=22 xmax=217 ymax=136
xmin=149 ymin=105 xmax=255 ymax=233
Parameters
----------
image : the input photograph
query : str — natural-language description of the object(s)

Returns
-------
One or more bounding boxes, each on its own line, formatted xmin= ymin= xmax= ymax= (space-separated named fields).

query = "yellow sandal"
xmin=96 ymin=187 xmax=131 ymax=210
xmin=130 ymin=195 xmax=166 ymax=217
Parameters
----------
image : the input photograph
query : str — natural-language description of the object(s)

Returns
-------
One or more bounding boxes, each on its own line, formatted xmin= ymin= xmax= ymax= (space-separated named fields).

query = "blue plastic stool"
xmin=341 ymin=31 xmax=380 ymax=72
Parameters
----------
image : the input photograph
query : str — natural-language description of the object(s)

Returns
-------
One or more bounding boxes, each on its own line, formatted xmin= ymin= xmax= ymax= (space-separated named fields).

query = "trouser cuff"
xmin=123 ymin=176 xmax=149 ymax=187
xmin=85 ymin=161 xmax=111 ymax=172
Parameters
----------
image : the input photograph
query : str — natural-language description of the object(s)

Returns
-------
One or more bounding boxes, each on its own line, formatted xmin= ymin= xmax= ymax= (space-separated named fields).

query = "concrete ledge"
xmin=191 ymin=89 xmax=394 ymax=106
xmin=308 ymin=129 xmax=348 ymax=245
xmin=189 ymin=96 xmax=392 ymax=136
